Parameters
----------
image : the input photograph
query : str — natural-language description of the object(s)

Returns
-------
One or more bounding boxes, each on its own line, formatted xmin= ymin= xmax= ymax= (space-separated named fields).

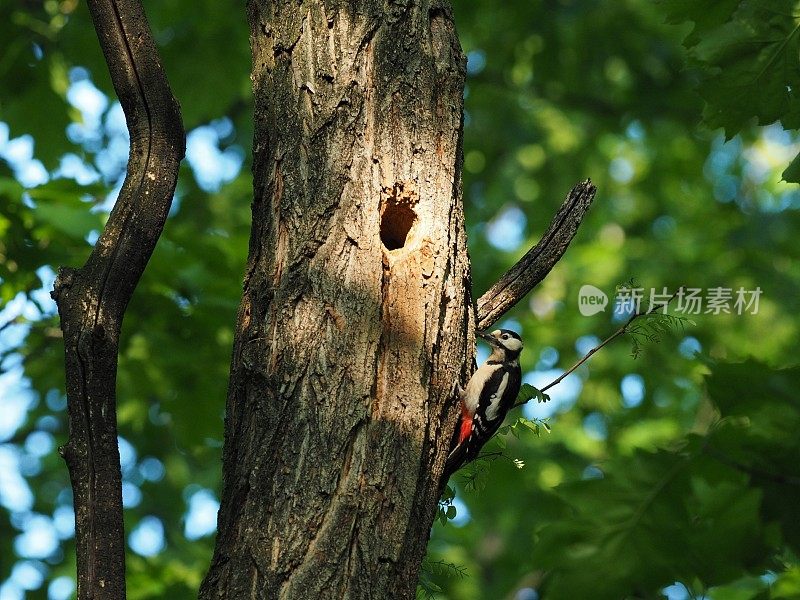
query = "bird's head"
xmin=479 ymin=329 xmax=523 ymax=362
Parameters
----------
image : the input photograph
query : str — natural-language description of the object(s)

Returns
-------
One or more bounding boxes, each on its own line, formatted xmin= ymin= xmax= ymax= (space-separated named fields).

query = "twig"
xmin=515 ymin=288 xmax=682 ymax=407
xmin=51 ymin=1 xmax=184 ymax=597
xmin=476 ymin=180 xmax=597 ymax=331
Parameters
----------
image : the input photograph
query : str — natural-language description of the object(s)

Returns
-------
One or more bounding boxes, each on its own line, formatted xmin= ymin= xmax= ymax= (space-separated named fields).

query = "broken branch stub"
xmin=476 ymin=179 xmax=597 ymax=331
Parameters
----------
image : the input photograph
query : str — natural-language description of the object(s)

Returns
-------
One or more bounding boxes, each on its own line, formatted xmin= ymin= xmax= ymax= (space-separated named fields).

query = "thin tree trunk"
xmin=201 ymin=0 xmax=471 ymax=597
xmin=51 ymin=0 xmax=184 ymax=598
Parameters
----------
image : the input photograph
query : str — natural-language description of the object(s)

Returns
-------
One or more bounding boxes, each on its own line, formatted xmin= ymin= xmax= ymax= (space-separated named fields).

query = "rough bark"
xmin=200 ymin=1 xmax=471 ymax=598
xmin=50 ymin=1 xmax=184 ymax=598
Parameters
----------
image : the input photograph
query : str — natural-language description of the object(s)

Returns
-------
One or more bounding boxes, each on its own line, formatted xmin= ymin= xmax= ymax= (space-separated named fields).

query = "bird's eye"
xmin=502 ymin=334 xmax=509 ymax=340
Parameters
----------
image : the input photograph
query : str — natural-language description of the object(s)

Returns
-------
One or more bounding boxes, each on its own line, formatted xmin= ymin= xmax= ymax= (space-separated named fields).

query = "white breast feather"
xmin=463 ymin=363 xmax=501 ymax=413
xmin=486 ymin=372 xmax=509 ymax=421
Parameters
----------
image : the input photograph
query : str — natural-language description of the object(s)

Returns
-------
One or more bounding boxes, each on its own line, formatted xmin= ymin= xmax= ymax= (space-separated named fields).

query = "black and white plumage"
xmin=443 ymin=329 xmax=523 ymax=480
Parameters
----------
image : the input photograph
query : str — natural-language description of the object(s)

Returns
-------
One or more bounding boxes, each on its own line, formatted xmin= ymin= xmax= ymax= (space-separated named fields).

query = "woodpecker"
xmin=443 ymin=329 xmax=523 ymax=479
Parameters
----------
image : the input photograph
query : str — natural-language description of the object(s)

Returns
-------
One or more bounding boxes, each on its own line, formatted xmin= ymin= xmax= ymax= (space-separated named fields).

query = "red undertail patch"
xmin=458 ymin=402 xmax=473 ymax=444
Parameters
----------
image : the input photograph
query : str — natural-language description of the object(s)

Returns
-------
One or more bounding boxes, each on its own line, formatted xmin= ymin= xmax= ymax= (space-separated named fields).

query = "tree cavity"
xmin=380 ymin=182 xmax=418 ymax=251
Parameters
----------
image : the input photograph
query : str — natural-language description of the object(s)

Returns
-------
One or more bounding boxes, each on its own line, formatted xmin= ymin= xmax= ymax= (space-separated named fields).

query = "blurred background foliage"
xmin=0 ymin=0 xmax=799 ymax=599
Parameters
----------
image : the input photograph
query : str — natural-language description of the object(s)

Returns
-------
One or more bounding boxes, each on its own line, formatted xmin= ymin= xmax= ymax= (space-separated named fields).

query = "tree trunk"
xmin=51 ymin=1 xmax=184 ymax=598
xmin=200 ymin=0 xmax=471 ymax=597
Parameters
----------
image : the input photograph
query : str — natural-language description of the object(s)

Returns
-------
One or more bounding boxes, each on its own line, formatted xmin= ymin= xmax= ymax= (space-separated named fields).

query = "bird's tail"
xmin=443 ymin=441 xmax=467 ymax=482
xmin=442 ymin=388 xmax=473 ymax=483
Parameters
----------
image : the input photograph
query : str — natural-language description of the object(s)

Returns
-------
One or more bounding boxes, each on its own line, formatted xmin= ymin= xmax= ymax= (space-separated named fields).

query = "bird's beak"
xmin=478 ymin=331 xmax=498 ymax=345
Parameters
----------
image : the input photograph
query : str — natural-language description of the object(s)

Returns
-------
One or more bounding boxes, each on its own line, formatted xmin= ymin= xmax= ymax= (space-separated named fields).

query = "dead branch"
xmin=476 ymin=179 xmax=596 ymax=330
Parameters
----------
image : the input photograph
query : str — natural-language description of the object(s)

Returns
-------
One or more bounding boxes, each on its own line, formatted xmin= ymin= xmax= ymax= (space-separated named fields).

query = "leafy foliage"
xmin=532 ymin=360 xmax=800 ymax=599
xmin=417 ymin=559 xmax=468 ymax=600
xmin=627 ymin=312 xmax=694 ymax=358
xmin=656 ymin=0 xmax=800 ymax=181
xmin=437 ymin=485 xmax=458 ymax=526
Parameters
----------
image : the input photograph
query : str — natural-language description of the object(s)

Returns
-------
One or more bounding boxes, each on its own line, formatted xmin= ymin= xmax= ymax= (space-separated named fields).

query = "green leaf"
xmin=705 ymin=360 xmax=800 ymax=552
xmin=518 ymin=417 xmax=540 ymax=435
xmin=517 ymin=383 xmax=549 ymax=404
xmin=782 ymin=151 xmax=800 ymax=183
xmin=516 ymin=383 xmax=539 ymax=404
xmin=655 ymin=0 xmax=742 ymax=40
xmin=657 ymin=0 xmax=800 ymax=138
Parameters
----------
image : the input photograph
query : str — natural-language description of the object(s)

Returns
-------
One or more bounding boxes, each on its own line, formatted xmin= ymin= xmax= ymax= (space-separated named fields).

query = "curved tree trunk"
xmin=52 ymin=1 xmax=184 ymax=598
xmin=200 ymin=0 xmax=471 ymax=597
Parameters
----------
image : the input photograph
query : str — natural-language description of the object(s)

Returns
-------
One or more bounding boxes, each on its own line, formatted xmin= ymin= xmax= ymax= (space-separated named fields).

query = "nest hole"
xmin=380 ymin=203 xmax=416 ymax=250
